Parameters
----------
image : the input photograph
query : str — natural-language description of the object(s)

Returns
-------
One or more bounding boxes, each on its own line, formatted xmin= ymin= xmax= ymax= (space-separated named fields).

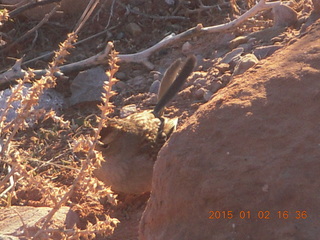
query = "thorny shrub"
xmin=0 ymin=16 xmax=119 ymax=239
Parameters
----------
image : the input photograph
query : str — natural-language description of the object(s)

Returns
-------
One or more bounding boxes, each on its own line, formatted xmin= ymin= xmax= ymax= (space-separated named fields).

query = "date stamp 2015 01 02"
xmin=208 ymin=210 xmax=308 ymax=220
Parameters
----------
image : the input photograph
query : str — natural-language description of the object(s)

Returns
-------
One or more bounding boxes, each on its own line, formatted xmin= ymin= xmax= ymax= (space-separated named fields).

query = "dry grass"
xmin=0 ymin=18 xmax=120 ymax=239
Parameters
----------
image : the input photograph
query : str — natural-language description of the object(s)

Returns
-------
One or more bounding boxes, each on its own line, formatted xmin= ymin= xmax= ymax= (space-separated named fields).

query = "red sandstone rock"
xmin=140 ymin=23 xmax=320 ymax=240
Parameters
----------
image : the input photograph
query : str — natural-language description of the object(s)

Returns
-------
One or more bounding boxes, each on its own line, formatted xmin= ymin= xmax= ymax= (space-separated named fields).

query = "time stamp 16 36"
xmin=208 ymin=210 xmax=308 ymax=220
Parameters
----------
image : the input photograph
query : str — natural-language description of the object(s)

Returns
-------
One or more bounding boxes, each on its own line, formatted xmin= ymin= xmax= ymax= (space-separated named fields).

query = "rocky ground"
xmin=0 ymin=0 xmax=319 ymax=239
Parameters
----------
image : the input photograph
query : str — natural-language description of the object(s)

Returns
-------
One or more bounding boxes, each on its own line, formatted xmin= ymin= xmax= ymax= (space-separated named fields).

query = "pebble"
xmin=126 ymin=22 xmax=142 ymax=37
xmin=0 ymin=83 xmax=64 ymax=123
xmin=182 ymin=41 xmax=192 ymax=54
xmin=194 ymin=88 xmax=205 ymax=100
xmin=145 ymin=93 xmax=158 ymax=106
xmin=215 ymin=63 xmax=230 ymax=74
xmin=149 ymin=80 xmax=160 ymax=94
xmin=114 ymin=81 xmax=127 ymax=91
xmin=115 ymin=71 xmax=127 ymax=81
xmin=210 ymin=80 xmax=222 ymax=93
xmin=194 ymin=78 xmax=207 ymax=87
xmin=233 ymin=54 xmax=259 ymax=76
xmin=253 ymin=45 xmax=283 ymax=60
xmin=220 ymin=47 xmax=244 ymax=65
xmin=203 ymin=90 xmax=213 ymax=102
xmin=69 ymin=66 xmax=108 ymax=106
xmin=120 ymin=104 xmax=137 ymax=118
xmin=273 ymin=4 xmax=298 ymax=27
xmin=229 ymin=36 xmax=249 ymax=49
xmin=220 ymin=73 xmax=232 ymax=86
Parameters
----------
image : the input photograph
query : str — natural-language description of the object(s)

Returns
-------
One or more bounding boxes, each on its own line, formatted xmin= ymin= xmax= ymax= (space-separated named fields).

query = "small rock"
xmin=209 ymin=80 xmax=222 ymax=93
xmin=270 ymin=36 xmax=285 ymax=43
xmin=238 ymin=42 xmax=253 ymax=52
xmin=115 ymin=71 xmax=126 ymax=81
xmin=194 ymin=78 xmax=207 ymax=87
xmin=149 ymin=80 xmax=160 ymax=94
xmin=229 ymin=36 xmax=249 ymax=49
xmin=221 ymin=73 xmax=232 ymax=86
xmin=178 ymin=86 xmax=193 ymax=99
xmin=151 ymin=71 xmax=161 ymax=81
xmin=116 ymin=32 xmax=125 ymax=40
xmin=203 ymin=89 xmax=213 ymax=102
xmin=114 ymin=81 xmax=127 ymax=91
xmin=120 ymin=104 xmax=137 ymax=118
xmin=220 ymin=47 xmax=244 ymax=65
xmin=182 ymin=41 xmax=192 ymax=54
xmin=126 ymin=22 xmax=142 ymax=37
xmin=211 ymin=68 xmax=220 ymax=77
xmin=69 ymin=66 xmax=108 ymax=106
xmin=194 ymin=88 xmax=205 ymax=99
xmin=0 ymin=206 xmax=78 ymax=238
xmin=273 ymin=4 xmax=298 ymax=27
xmin=215 ymin=63 xmax=230 ymax=73
xmin=127 ymin=76 xmax=146 ymax=87
xmin=0 ymin=84 xmax=64 ymax=123
xmin=254 ymin=45 xmax=283 ymax=60
xmin=191 ymin=71 xmax=207 ymax=79
xmin=0 ymin=234 xmax=19 ymax=240
xmin=145 ymin=93 xmax=158 ymax=106
xmin=233 ymin=54 xmax=259 ymax=76
xmin=288 ymin=38 xmax=298 ymax=45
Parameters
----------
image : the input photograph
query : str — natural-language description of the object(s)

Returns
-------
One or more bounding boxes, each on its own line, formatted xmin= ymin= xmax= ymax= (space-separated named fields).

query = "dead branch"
xmin=0 ymin=0 xmax=29 ymax=10
xmin=9 ymin=0 xmax=62 ymax=18
xmin=0 ymin=58 xmax=26 ymax=83
xmin=35 ymin=41 xmax=113 ymax=75
xmin=0 ymin=0 xmax=286 ymax=85
xmin=73 ymin=0 xmax=100 ymax=34
xmin=22 ymin=23 xmax=120 ymax=67
xmin=0 ymin=4 xmax=59 ymax=54
xmin=0 ymin=165 xmax=15 ymax=195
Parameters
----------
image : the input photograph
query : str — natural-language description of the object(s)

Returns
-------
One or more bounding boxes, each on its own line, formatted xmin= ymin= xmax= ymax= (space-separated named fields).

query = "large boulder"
xmin=140 ymin=23 xmax=320 ymax=239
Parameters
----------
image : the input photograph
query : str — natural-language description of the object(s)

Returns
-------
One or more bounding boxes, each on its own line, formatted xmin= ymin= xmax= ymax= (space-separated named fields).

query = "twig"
xmin=33 ymin=161 xmax=86 ymax=237
xmin=73 ymin=0 xmax=100 ymax=34
xmin=9 ymin=0 xmax=62 ymax=18
xmin=0 ymin=4 xmax=59 ymax=54
xmin=29 ymin=42 xmax=113 ymax=77
xmin=28 ymin=157 xmax=79 ymax=171
xmin=0 ymin=164 xmax=15 ymax=193
xmin=0 ymin=165 xmax=15 ymax=198
xmin=0 ymin=0 xmax=29 ymax=10
xmin=21 ymin=23 xmax=120 ymax=67
xmin=13 ymin=208 xmax=28 ymax=234
xmin=105 ymin=0 xmax=116 ymax=29
xmin=30 ymin=30 xmax=39 ymax=50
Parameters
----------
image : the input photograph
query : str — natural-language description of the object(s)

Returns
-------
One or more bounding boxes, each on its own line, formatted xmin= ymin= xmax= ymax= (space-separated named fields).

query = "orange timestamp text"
xmin=208 ymin=210 xmax=308 ymax=220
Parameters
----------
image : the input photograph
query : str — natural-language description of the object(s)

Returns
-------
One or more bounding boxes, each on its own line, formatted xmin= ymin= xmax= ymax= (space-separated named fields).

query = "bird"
xmin=94 ymin=55 xmax=197 ymax=194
